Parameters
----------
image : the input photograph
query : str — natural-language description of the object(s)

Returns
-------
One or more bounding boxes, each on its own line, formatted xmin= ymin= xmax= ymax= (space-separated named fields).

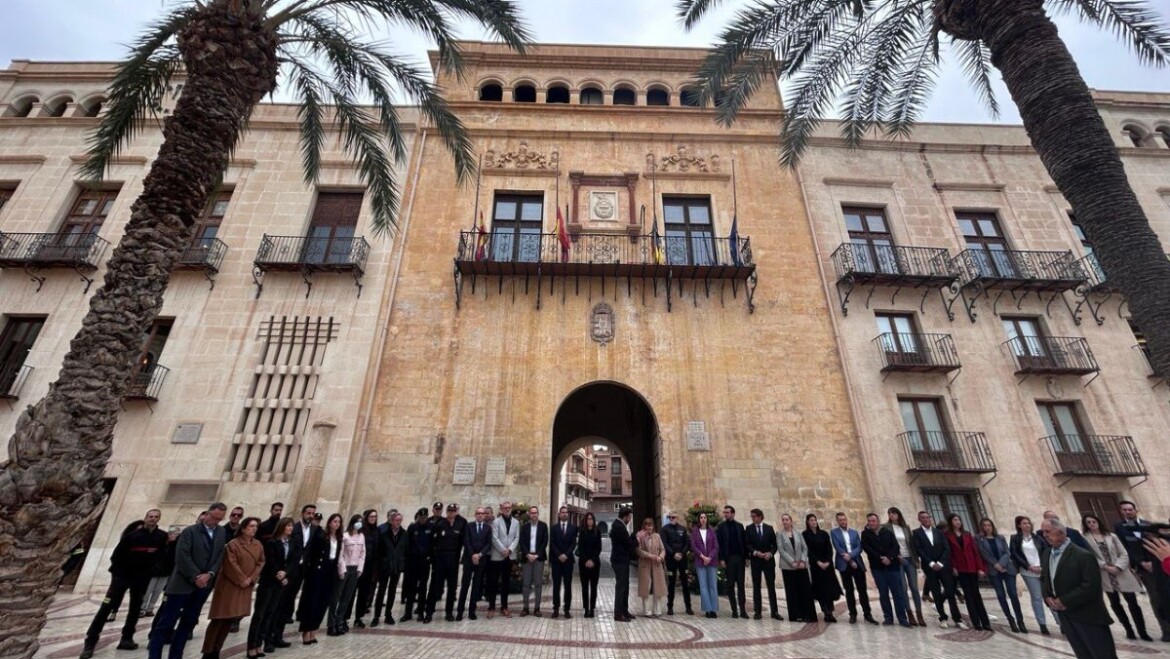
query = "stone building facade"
xmin=2 ymin=45 xmax=1168 ymax=596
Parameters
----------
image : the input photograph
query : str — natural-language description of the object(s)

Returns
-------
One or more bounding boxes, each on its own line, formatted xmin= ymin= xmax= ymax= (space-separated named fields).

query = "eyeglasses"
xmin=230 ymin=513 xmax=242 ymax=518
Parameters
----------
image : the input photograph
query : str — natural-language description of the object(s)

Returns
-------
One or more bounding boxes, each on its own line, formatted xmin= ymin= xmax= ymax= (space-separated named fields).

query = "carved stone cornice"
xmin=484 ymin=141 xmax=559 ymax=170
xmin=648 ymin=145 xmax=721 ymax=174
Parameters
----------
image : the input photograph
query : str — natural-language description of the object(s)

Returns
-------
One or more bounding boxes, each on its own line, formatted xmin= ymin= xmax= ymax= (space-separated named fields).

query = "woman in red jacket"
xmin=945 ymin=514 xmax=991 ymax=631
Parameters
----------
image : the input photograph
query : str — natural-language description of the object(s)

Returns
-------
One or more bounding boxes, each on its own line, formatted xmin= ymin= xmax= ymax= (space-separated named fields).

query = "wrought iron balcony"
xmin=175 ymin=237 xmax=228 ymax=288
xmin=0 ymin=231 xmax=110 ymax=292
xmin=899 ymin=431 xmax=996 ymax=474
xmin=951 ymin=248 xmax=1085 ymax=292
xmin=874 ymin=333 xmax=961 ymax=373
xmin=831 ymin=243 xmax=955 ymax=286
xmin=1004 ymin=336 xmax=1099 ymax=376
xmin=125 ymin=362 xmax=168 ymax=401
xmin=1074 ymin=253 xmax=1115 ymax=292
xmin=252 ymin=234 xmax=370 ymax=298
xmin=0 ymin=361 xmax=33 ymax=400
xmin=1043 ymin=435 xmax=1147 ymax=478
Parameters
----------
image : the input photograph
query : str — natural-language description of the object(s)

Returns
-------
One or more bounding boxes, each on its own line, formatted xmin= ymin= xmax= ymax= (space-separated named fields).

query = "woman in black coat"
xmin=250 ymin=518 xmax=293 ymax=655
xmin=298 ymin=514 xmax=342 ymax=644
xmin=577 ymin=513 xmax=604 ymax=618
xmin=802 ymin=514 xmax=842 ymax=623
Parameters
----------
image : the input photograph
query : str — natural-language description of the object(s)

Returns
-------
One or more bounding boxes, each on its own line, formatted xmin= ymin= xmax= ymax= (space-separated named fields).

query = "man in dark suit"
xmin=1041 ymin=517 xmax=1115 ymax=659
xmin=1115 ymin=500 xmax=1170 ymax=641
xmin=256 ymin=501 xmax=284 ymax=542
xmin=610 ymin=507 xmax=636 ymax=622
xmin=268 ymin=504 xmax=317 ymax=646
xmin=147 ymin=502 xmax=227 ymax=659
xmin=458 ymin=506 xmax=493 ymax=620
xmin=427 ymin=503 xmax=467 ymax=622
xmin=660 ymin=510 xmax=694 ymax=616
xmin=912 ymin=510 xmax=964 ymax=628
xmin=745 ymin=509 xmax=782 ymax=620
xmin=862 ymin=513 xmax=911 ymax=627
xmin=375 ymin=510 xmax=406 ymax=625
xmin=717 ymin=505 xmax=748 ymax=619
xmin=549 ymin=506 xmax=578 ymax=619
xmin=831 ymin=512 xmax=878 ymax=625
xmin=518 ymin=505 xmax=549 ymax=617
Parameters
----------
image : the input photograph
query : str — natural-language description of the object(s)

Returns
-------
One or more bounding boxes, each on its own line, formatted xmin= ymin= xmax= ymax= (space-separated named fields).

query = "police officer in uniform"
xmin=660 ymin=510 xmax=695 ymax=615
xmin=427 ymin=503 xmax=467 ymax=622
xmin=402 ymin=508 xmax=433 ymax=622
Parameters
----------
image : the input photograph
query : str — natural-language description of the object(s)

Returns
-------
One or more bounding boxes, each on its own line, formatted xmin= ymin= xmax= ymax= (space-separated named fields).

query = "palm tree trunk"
xmin=939 ymin=0 xmax=1170 ymax=378
xmin=0 ymin=4 xmax=277 ymax=656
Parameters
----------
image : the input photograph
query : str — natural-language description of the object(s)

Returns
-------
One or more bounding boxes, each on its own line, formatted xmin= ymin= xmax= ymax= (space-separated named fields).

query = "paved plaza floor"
xmin=38 ymin=578 xmax=1168 ymax=659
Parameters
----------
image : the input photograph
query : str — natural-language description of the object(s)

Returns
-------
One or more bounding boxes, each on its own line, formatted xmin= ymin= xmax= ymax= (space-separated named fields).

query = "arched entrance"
xmin=551 ymin=382 xmax=660 ymax=524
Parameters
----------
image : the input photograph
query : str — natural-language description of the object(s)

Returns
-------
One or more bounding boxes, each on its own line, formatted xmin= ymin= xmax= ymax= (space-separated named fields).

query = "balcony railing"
xmin=1043 ymin=435 xmax=1147 ymax=478
xmin=1074 ymin=253 xmax=1115 ymax=292
xmin=0 ymin=361 xmax=33 ymax=400
xmin=831 ymin=243 xmax=955 ymax=286
xmin=0 ymin=231 xmax=110 ymax=292
xmin=874 ymin=333 xmax=961 ymax=373
xmin=455 ymin=231 xmax=754 ymax=277
xmin=951 ymin=248 xmax=1085 ymax=291
xmin=252 ymin=234 xmax=370 ymax=298
xmin=176 ymin=237 xmax=228 ymax=275
xmin=566 ymin=471 xmax=594 ymax=492
xmin=899 ymin=431 xmax=996 ymax=474
xmin=1004 ymin=336 xmax=1099 ymax=376
xmin=125 ymin=363 xmax=168 ymax=401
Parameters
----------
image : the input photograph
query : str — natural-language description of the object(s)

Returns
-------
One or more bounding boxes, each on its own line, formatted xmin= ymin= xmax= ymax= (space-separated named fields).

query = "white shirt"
xmin=920 ymin=526 xmax=935 ymax=545
xmin=329 ymin=537 xmax=339 ymax=560
xmin=529 ymin=525 xmax=538 ymax=554
xmin=841 ymin=528 xmax=852 ymax=553
xmin=1022 ymin=535 xmax=1041 ymax=568
xmin=301 ymin=523 xmax=312 ymax=547
xmin=699 ymin=529 xmax=708 ymax=545
xmin=892 ymin=526 xmax=910 ymax=558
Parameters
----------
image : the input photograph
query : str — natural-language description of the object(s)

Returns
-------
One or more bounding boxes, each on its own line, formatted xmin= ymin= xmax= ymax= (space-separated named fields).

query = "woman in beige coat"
xmin=636 ymin=517 xmax=667 ymax=617
xmin=1084 ymin=514 xmax=1152 ymax=641
xmin=203 ymin=516 xmax=264 ymax=659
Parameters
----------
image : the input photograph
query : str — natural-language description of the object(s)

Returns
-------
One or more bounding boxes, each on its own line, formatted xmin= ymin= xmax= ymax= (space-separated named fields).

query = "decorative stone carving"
xmin=590 ymin=302 xmax=615 ymax=346
xmin=589 ymin=191 xmax=618 ymax=222
xmin=649 ymin=145 xmax=721 ymax=173
xmin=485 ymin=141 xmax=559 ymax=170
xmin=1045 ymin=377 xmax=1064 ymax=400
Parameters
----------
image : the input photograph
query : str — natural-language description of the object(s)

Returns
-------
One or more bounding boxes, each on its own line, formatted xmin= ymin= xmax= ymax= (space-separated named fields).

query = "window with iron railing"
xmin=663 ymin=196 xmax=716 ymax=266
xmin=845 ymin=207 xmax=898 ymax=275
xmin=922 ymin=489 xmax=985 ymax=536
xmin=957 ymin=212 xmax=1014 ymax=278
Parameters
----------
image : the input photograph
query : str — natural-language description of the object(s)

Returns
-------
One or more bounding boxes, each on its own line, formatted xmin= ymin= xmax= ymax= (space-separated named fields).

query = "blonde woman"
xmin=636 ymin=517 xmax=667 ymax=617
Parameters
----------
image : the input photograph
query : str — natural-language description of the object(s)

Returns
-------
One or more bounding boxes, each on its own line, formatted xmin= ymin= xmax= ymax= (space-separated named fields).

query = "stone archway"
xmin=550 ymin=381 xmax=660 ymax=524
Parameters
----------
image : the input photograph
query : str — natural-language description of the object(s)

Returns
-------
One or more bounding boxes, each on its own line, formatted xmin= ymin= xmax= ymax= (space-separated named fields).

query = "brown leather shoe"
xmin=501 ymin=609 xmax=512 ymax=618
xmin=486 ymin=610 xmax=495 ymax=619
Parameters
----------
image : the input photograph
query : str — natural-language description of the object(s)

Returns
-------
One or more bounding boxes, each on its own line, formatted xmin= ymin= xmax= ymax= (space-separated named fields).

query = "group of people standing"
xmin=76 ymin=497 xmax=1170 ymax=659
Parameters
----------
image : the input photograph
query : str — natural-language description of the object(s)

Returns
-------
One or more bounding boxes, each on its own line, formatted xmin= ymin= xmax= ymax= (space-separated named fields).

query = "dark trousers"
xmin=613 ymin=560 xmax=631 ymax=618
xmin=147 ymin=588 xmax=211 ymax=659
xmin=373 ymin=569 xmax=401 ymax=621
xmin=402 ymin=558 xmax=430 ymax=617
xmin=355 ymin=566 xmax=377 ymax=620
xmin=956 ymin=572 xmax=990 ymax=628
xmin=1063 ymin=620 xmax=1118 ymax=659
xmin=782 ymin=568 xmax=817 ymax=621
xmin=270 ymin=570 xmax=302 ymax=642
xmin=579 ymin=558 xmax=600 ymax=613
xmin=750 ymin=558 xmax=779 ymax=615
xmin=427 ymin=554 xmax=459 ymax=616
xmin=201 ymin=618 xmax=237 ymax=655
xmin=873 ymin=567 xmax=909 ymax=624
xmin=458 ymin=559 xmax=486 ymax=615
xmin=85 ymin=574 xmax=148 ymax=646
xmin=330 ymin=567 xmax=359 ymax=630
xmin=489 ymin=559 xmax=512 ymax=610
xmin=250 ymin=582 xmax=284 ymax=649
xmin=1107 ymin=590 xmax=1148 ymax=636
xmin=840 ymin=565 xmax=872 ymax=617
xmin=550 ymin=558 xmax=573 ymax=612
xmin=665 ymin=557 xmax=693 ymax=612
xmin=924 ymin=567 xmax=963 ymax=622
xmin=724 ymin=555 xmax=747 ymax=613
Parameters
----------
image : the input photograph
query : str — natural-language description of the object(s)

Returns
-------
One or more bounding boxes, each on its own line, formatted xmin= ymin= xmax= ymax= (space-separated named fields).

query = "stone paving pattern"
xmin=37 ymin=578 xmax=1167 ymax=659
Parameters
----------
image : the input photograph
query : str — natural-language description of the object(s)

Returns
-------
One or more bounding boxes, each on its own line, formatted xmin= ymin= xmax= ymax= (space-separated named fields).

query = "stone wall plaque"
xmin=453 ymin=457 xmax=477 ymax=485
xmin=588 ymin=191 xmax=619 ymax=223
xmin=485 ymin=457 xmax=507 ymax=485
xmin=172 ymin=423 xmax=203 ymax=444
xmin=590 ymin=303 xmax=615 ymax=346
xmin=686 ymin=421 xmax=711 ymax=451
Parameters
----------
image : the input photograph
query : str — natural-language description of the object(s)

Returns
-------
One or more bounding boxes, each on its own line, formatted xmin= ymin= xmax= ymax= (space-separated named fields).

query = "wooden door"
xmin=1074 ymin=492 xmax=1121 ymax=528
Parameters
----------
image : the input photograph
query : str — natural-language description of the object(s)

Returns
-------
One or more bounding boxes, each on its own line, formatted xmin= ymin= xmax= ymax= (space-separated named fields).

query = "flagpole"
xmin=732 ymin=159 xmax=738 ymax=220
xmin=469 ymin=152 xmax=483 ymax=234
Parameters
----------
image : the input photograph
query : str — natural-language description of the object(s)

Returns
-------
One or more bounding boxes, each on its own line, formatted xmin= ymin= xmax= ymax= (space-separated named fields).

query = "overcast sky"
xmin=2 ymin=0 xmax=1168 ymax=124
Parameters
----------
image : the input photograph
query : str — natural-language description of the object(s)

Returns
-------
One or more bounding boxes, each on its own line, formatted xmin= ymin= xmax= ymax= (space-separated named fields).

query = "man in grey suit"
xmin=1041 ymin=517 xmax=1115 ymax=659
xmin=489 ymin=501 xmax=519 ymax=618
xmin=148 ymin=502 xmax=227 ymax=659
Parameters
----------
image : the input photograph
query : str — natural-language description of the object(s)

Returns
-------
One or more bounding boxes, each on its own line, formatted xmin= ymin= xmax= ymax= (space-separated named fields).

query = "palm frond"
xmin=81 ymin=6 xmax=194 ymax=180
xmin=882 ymin=28 xmax=940 ymax=138
xmin=688 ymin=1 xmax=795 ymax=110
xmin=952 ymin=38 xmax=1000 ymax=118
xmin=1047 ymin=0 xmax=1170 ymax=66
xmin=677 ymin=0 xmax=730 ymax=30
xmin=284 ymin=57 xmax=328 ymax=188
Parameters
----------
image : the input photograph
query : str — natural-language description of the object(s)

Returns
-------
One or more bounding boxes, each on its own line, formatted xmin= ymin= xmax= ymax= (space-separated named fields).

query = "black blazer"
xmin=912 ymin=526 xmax=952 ymax=570
xmin=609 ymin=519 xmax=636 ymax=565
xmin=288 ymin=521 xmax=320 ymax=578
xmin=1009 ymin=532 xmax=1048 ymax=571
xmin=717 ymin=520 xmax=747 ymax=561
xmin=861 ymin=526 xmax=901 ymax=571
xmin=261 ymin=538 xmax=292 ymax=587
xmin=549 ymin=522 xmax=578 ymax=561
xmin=745 ymin=523 xmax=778 ymax=561
xmin=377 ymin=524 xmax=408 ymax=574
xmin=1041 ymin=542 xmax=1113 ymax=626
xmin=578 ymin=527 xmax=603 ymax=563
xmin=464 ymin=520 xmax=493 ymax=564
xmin=519 ymin=521 xmax=549 ymax=562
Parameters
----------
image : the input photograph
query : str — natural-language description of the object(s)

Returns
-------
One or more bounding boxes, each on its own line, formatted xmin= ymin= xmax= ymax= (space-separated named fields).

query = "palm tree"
xmin=0 ymin=0 xmax=529 ymax=655
xmin=678 ymin=0 xmax=1170 ymax=376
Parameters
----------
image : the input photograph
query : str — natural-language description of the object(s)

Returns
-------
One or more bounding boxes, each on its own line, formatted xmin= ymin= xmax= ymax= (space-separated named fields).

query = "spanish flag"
xmin=474 ymin=211 xmax=489 ymax=262
xmin=651 ymin=216 xmax=665 ymax=265
xmin=556 ymin=205 xmax=571 ymax=263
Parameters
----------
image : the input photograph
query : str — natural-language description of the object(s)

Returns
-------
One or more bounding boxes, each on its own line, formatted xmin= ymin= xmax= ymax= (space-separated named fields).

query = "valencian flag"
xmin=556 ymin=205 xmax=571 ymax=263
xmin=474 ymin=211 xmax=490 ymax=261
xmin=728 ymin=214 xmax=742 ymax=266
xmin=651 ymin=216 xmax=665 ymax=265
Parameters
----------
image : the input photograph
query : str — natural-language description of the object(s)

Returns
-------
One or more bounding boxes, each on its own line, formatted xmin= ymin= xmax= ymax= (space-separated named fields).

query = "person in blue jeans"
xmin=148 ymin=502 xmax=227 ymax=659
xmin=978 ymin=517 xmax=1027 ymax=633
xmin=690 ymin=512 xmax=720 ymax=618
xmin=861 ymin=513 xmax=911 ymax=627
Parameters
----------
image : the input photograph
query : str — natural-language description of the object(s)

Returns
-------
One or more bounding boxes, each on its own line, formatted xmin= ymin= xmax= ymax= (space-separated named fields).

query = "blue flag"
xmin=728 ymin=214 xmax=742 ymax=266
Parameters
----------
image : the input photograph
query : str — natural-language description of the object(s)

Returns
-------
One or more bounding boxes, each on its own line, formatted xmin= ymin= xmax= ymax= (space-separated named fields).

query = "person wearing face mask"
xmin=353 ymin=509 xmax=380 ymax=628
xmin=330 ymin=515 xmax=366 ymax=635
